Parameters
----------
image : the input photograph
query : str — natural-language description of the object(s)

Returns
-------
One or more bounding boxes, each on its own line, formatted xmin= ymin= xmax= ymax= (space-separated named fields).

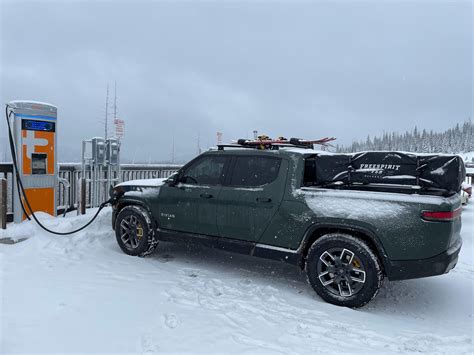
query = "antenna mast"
xmin=104 ymin=84 xmax=109 ymax=139
xmin=171 ymin=133 xmax=175 ymax=163
xmin=113 ymin=82 xmax=117 ymax=123
xmin=197 ymin=131 xmax=201 ymax=155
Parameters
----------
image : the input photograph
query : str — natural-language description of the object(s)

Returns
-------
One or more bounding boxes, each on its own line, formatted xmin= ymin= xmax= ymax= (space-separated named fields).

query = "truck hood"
xmin=115 ymin=178 xmax=167 ymax=188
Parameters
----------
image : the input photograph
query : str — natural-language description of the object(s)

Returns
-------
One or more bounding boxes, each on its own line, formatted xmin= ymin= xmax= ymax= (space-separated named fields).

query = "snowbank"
xmin=0 ymin=206 xmax=472 ymax=353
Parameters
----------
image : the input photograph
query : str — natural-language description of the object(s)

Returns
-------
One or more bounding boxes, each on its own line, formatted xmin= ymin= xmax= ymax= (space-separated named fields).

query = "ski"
xmin=233 ymin=136 xmax=336 ymax=148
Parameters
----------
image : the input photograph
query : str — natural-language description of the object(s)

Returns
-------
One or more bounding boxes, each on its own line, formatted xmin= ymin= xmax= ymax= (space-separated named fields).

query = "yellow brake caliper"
xmin=136 ymin=223 xmax=144 ymax=240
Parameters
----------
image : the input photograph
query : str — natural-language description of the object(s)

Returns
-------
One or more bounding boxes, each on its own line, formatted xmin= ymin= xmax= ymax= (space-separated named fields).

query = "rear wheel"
xmin=115 ymin=205 xmax=158 ymax=257
xmin=306 ymin=233 xmax=383 ymax=308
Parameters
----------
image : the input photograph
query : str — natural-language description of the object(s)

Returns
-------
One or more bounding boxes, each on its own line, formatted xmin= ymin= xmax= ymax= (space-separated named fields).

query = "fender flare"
xmin=112 ymin=198 xmax=157 ymax=230
xmin=297 ymin=222 xmax=390 ymax=272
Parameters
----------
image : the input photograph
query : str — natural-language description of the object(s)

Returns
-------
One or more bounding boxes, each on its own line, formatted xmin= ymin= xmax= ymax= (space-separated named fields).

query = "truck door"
xmin=157 ymin=155 xmax=228 ymax=236
xmin=217 ymin=155 xmax=288 ymax=242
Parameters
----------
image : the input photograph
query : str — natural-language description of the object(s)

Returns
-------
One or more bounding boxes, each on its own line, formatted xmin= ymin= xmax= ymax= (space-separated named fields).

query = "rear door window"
xmin=229 ymin=156 xmax=281 ymax=187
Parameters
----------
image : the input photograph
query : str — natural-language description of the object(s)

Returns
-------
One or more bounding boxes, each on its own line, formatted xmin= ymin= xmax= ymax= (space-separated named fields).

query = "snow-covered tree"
xmin=338 ymin=120 xmax=473 ymax=153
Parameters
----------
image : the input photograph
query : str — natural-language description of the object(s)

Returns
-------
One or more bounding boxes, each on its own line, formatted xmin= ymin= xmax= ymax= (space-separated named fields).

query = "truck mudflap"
xmin=386 ymin=237 xmax=462 ymax=281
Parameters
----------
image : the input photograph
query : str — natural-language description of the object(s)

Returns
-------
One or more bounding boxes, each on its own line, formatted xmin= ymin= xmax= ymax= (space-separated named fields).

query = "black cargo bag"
xmin=418 ymin=155 xmax=466 ymax=192
xmin=313 ymin=154 xmax=352 ymax=185
xmin=309 ymin=151 xmax=465 ymax=192
xmin=350 ymin=152 xmax=418 ymax=185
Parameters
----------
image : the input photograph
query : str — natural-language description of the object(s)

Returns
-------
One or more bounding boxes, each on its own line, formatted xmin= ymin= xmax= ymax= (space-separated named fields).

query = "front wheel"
xmin=306 ymin=233 xmax=383 ymax=308
xmin=115 ymin=205 xmax=158 ymax=257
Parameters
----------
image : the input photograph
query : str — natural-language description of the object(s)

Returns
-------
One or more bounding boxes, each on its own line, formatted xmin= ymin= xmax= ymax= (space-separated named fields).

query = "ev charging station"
xmin=8 ymin=101 xmax=58 ymax=222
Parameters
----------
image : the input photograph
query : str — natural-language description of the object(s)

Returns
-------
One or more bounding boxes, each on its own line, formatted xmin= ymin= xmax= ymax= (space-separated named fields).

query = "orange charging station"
xmin=9 ymin=101 xmax=58 ymax=222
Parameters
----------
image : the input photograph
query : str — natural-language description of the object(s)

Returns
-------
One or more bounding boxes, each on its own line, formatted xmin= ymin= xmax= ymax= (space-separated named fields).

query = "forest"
xmin=337 ymin=120 xmax=473 ymax=154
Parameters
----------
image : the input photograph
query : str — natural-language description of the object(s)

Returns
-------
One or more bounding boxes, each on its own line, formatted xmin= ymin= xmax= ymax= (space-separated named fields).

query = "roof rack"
xmin=216 ymin=144 xmax=254 ymax=150
xmin=217 ymin=136 xmax=336 ymax=151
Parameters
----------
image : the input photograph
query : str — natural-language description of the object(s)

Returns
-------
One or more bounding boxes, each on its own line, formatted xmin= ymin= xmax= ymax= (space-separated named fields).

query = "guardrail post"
xmin=77 ymin=177 xmax=86 ymax=215
xmin=81 ymin=177 xmax=86 ymax=215
xmin=1 ymin=178 xmax=7 ymax=229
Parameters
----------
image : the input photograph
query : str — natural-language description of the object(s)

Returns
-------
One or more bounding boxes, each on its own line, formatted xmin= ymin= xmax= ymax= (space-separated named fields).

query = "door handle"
xmin=200 ymin=193 xmax=213 ymax=199
xmin=256 ymin=197 xmax=272 ymax=203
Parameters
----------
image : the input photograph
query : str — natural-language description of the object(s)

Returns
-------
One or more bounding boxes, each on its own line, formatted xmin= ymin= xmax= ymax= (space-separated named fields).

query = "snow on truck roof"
xmin=280 ymin=147 xmax=335 ymax=155
xmin=208 ymin=146 xmax=326 ymax=155
xmin=211 ymin=147 xmax=467 ymax=160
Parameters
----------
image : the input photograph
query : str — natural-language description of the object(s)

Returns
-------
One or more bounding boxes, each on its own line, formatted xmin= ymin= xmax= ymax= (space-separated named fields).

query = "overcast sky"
xmin=1 ymin=0 xmax=472 ymax=163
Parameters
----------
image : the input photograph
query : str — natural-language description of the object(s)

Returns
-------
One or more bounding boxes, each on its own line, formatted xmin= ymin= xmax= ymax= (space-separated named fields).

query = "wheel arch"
xmin=112 ymin=199 xmax=157 ymax=230
xmin=297 ymin=223 xmax=389 ymax=274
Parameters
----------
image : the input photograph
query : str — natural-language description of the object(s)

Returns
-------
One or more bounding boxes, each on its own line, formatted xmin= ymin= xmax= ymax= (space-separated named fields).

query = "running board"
xmin=156 ymin=228 xmax=301 ymax=265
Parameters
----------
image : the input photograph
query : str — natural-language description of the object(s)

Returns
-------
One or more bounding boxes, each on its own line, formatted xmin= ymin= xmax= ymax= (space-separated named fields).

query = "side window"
xmin=230 ymin=156 xmax=281 ymax=187
xmin=181 ymin=156 xmax=226 ymax=185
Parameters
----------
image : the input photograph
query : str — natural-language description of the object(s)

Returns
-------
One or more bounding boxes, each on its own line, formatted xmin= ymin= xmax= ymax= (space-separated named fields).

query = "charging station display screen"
xmin=21 ymin=119 xmax=56 ymax=132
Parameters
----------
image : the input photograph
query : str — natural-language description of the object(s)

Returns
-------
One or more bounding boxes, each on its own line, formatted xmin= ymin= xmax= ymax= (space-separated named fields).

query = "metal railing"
xmin=0 ymin=162 xmax=182 ymax=222
xmin=1 ymin=161 xmax=473 ymax=223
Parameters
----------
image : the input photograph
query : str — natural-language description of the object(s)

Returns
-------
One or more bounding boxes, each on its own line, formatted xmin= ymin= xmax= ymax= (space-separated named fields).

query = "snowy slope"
xmin=0 ymin=207 xmax=473 ymax=353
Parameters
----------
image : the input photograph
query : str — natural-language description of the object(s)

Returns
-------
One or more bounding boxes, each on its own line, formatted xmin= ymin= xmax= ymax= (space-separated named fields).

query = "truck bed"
xmin=303 ymin=182 xmax=457 ymax=197
xmin=299 ymin=186 xmax=462 ymax=260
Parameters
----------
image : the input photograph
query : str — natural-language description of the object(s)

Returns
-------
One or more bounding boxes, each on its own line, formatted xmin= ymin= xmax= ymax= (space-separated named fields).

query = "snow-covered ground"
xmin=0 ymin=206 xmax=473 ymax=354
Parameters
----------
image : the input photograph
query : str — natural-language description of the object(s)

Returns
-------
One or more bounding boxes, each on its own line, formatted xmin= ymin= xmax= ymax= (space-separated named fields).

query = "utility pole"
xmin=113 ymin=82 xmax=117 ymax=122
xmin=113 ymin=82 xmax=117 ymax=142
xmin=171 ymin=133 xmax=175 ymax=163
xmin=197 ymin=131 xmax=201 ymax=155
xmin=104 ymin=84 xmax=109 ymax=140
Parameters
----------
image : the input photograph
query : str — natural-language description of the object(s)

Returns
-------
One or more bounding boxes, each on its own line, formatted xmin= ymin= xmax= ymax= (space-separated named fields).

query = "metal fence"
xmin=0 ymin=162 xmax=182 ymax=222
xmin=466 ymin=164 xmax=474 ymax=186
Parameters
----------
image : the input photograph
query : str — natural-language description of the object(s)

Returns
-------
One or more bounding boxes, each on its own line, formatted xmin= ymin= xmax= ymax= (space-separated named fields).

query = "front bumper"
xmin=386 ymin=237 xmax=462 ymax=281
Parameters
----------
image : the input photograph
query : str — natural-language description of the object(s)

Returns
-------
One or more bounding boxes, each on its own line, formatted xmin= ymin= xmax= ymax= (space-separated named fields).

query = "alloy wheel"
xmin=317 ymin=248 xmax=366 ymax=297
xmin=119 ymin=215 xmax=144 ymax=250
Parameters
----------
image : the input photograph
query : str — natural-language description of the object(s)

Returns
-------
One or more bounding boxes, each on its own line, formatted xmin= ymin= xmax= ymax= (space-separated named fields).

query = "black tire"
xmin=115 ymin=205 xmax=159 ymax=257
xmin=306 ymin=233 xmax=383 ymax=308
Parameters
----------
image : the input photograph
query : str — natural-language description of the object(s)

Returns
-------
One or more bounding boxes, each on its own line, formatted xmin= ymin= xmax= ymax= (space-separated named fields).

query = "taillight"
xmin=422 ymin=207 xmax=462 ymax=222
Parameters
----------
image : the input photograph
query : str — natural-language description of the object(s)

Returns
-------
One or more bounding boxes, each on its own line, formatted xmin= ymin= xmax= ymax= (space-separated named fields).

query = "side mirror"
xmin=166 ymin=172 xmax=179 ymax=186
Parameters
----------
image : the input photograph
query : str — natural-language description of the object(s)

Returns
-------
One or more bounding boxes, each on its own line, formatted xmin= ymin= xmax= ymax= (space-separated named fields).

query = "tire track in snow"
xmin=163 ymin=264 xmax=472 ymax=353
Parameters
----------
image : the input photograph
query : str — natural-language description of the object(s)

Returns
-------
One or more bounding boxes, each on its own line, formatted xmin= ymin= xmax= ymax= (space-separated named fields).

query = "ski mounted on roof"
xmin=217 ymin=135 xmax=337 ymax=150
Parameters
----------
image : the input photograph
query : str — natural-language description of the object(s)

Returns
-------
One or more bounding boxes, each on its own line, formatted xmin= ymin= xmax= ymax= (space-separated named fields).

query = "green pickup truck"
xmin=110 ymin=147 xmax=463 ymax=307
